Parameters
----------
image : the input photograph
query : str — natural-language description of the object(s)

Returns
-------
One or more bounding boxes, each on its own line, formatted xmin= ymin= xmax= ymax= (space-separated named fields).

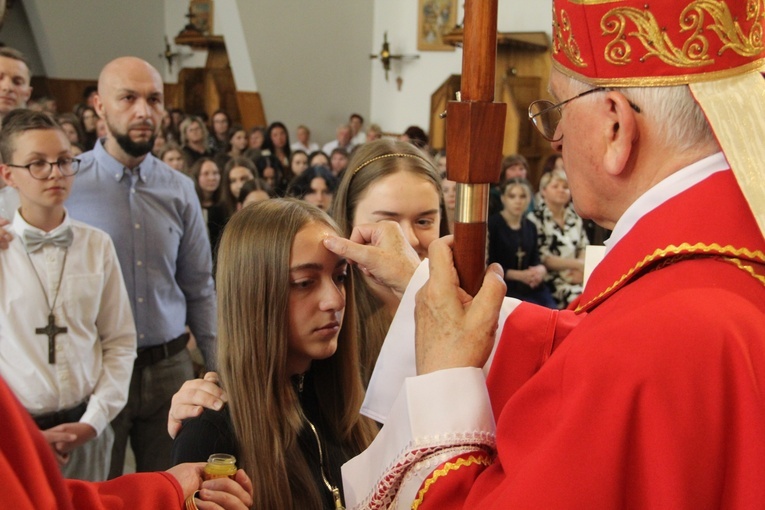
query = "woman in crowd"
xmin=330 ymin=139 xmax=445 ymax=384
xmin=209 ymin=109 xmax=232 ymax=153
xmin=227 ymin=125 xmax=249 ymax=160
xmin=257 ymin=154 xmax=286 ymax=196
xmin=158 ymin=143 xmax=188 ymax=174
xmin=289 ymin=150 xmax=309 ymax=178
xmin=308 ymin=150 xmax=330 ymax=169
xmin=287 ymin=165 xmax=338 ymax=212
xmin=529 ymin=170 xmax=589 ymax=309
xmin=247 ymin=126 xmax=266 ymax=151
xmin=222 ymin=156 xmax=257 ymax=213
xmin=171 ymin=199 xmax=377 ymax=510
xmin=262 ymin=121 xmax=292 ymax=171
xmin=78 ymin=106 xmax=99 ymax=150
xmin=180 ymin=116 xmax=215 ymax=164
xmin=488 ymin=178 xmax=556 ymax=308
xmin=56 ymin=114 xmax=84 ymax=146
xmin=191 ymin=157 xmax=229 ymax=255
xmin=236 ymin=178 xmax=273 ymax=210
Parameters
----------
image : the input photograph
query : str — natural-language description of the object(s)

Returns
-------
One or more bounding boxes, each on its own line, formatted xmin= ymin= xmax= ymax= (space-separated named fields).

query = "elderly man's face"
xmin=548 ymin=69 xmax=605 ymax=222
xmin=0 ymin=56 xmax=32 ymax=116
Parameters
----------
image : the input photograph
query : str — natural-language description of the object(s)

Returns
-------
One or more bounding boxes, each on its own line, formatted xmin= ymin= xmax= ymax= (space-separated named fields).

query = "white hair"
xmin=563 ymin=74 xmax=718 ymax=154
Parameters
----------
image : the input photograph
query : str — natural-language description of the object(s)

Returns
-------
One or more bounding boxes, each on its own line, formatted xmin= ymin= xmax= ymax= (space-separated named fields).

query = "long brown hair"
xmin=216 ymin=199 xmax=376 ymax=509
xmin=330 ymin=139 xmax=445 ymax=384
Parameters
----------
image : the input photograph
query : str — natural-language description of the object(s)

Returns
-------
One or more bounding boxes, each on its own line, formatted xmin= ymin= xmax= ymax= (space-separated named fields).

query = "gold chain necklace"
xmin=297 ymin=373 xmax=345 ymax=509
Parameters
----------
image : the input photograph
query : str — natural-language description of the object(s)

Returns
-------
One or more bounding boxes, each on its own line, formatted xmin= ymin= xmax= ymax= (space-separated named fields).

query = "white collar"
xmin=12 ymin=208 xmax=72 ymax=236
xmin=605 ymin=152 xmax=729 ymax=253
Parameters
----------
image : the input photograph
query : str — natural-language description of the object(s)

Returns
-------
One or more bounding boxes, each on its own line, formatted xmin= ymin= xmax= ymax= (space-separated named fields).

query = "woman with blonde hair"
xmin=172 ymin=199 xmax=377 ymax=509
xmin=330 ymin=139 xmax=446 ymax=384
xmin=529 ymin=170 xmax=589 ymax=308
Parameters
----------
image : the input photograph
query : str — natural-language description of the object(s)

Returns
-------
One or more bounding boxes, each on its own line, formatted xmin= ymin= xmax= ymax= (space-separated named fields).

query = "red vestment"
xmin=0 ymin=373 xmax=184 ymax=509
xmin=410 ymin=170 xmax=765 ymax=508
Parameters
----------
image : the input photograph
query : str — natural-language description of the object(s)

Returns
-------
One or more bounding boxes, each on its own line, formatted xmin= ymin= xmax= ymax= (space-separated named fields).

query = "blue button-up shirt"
xmin=67 ymin=141 xmax=216 ymax=367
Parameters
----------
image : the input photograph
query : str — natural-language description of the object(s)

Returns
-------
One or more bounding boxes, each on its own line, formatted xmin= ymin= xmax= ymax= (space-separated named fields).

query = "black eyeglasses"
xmin=528 ymin=87 xmax=641 ymax=142
xmin=6 ymin=157 xmax=81 ymax=180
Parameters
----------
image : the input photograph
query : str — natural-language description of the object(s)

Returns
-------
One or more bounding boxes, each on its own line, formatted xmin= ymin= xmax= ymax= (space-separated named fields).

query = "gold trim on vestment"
xmin=554 ymin=9 xmax=588 ymax=68
xmin=722 ymin=257 xmax=765 ymax=285
xmin=689 ymin=71 xmax=765 ymax=238
xmin=411 ymin=453 xmax=492 ymax=509
xmin=552 ymin=57 xmax=765 ymax=86
xmin=575 ymin=243 xmax=765 ymax=312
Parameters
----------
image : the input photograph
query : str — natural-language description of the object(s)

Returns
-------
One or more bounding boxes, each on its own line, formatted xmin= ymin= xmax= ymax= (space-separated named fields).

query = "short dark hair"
xmin=0 ymin=109 xmax=61 ymax=162
xmin=350 ymin=113 xmax=364 ymax=123
xmin=286 ymin=165 xmax=338 ymax=199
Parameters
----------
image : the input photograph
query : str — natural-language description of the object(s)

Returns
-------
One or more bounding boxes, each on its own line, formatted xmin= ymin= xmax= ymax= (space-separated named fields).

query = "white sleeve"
xmin=81 ymin=237 xmax=137 ymax=435
xmin=343 ymin=367 xmax=495 ymax=510
xmin=361 ymin=260 xmax=521 ymax=424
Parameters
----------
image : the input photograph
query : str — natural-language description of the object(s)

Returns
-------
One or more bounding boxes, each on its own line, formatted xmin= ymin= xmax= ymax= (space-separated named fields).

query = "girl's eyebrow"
xmin=289 ymin=258 xmax=347 ymax=273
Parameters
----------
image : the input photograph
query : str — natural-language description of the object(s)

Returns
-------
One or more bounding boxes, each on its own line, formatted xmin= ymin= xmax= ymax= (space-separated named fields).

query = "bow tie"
xmin=22 ymin=227 xmax=74 ymax=253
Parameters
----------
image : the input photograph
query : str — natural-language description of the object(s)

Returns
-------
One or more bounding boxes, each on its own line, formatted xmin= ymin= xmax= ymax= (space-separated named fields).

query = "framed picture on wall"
xmin=417 ymin=0 xmax=457 ymax=51
xmin=190 ymin=0 xmax=214 ymax=35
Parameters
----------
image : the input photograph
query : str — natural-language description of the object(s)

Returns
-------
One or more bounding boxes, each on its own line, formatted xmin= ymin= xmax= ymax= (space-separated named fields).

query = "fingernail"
xmin=213 ymin=399 xmax=223 ymax=410
xmin=323 ymin=237 xmax=335 ymax=249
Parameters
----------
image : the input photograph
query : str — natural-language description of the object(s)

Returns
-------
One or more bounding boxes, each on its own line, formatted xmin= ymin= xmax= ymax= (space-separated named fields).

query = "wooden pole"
xmin=446 ymin=0 xmax=506 ymax=296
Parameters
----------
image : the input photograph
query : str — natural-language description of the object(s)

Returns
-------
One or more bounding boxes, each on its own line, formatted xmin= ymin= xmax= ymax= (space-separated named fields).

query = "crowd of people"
xmin=1 ymin=0 xmax=764 ymax=505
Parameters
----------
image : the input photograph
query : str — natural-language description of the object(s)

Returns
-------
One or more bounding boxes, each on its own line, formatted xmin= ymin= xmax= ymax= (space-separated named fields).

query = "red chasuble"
xmin=0 ymin=374 xmax=184 ymax=509
xmin=413 ymin=170 xmax=765 ymax=509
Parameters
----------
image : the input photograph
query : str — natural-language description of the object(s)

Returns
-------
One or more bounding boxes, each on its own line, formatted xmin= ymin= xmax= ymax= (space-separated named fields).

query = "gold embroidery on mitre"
xmin=576 ymin=243 xmax=765 ymax=312
xmin=554 ymin=8 xmax=588 ymax=67
xmin=411 ymin=453 xmax=492 ymax=509
xmin=601 ymin=1 xmax=764 ymax=68
xmin=723 ymin=257 xmax=765 ymax=285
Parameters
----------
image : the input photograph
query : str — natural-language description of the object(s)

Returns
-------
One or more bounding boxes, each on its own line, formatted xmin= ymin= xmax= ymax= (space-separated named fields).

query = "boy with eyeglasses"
xmin=0 ymin=108 xmax=136 ymax=481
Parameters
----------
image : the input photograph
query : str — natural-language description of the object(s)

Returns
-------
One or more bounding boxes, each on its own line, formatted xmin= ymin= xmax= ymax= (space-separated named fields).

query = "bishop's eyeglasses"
xmin=6 ymin=157 xmax=81 ymax=180
xmin=528 ymin=87 xmax=641 ymax=142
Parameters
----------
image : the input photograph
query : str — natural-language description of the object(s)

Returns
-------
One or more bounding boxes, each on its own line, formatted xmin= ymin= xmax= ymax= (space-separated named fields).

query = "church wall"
xmin=369 ymin=0 xmax=553 ymax=139
xmin=235 ymin=0 xmax=374 ymax=146
xmin=20 ymin=0 xmax=166 ymax=80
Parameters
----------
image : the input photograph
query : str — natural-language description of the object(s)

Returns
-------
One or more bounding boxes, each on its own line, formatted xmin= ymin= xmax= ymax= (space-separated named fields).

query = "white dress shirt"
xmin=0 ymin=210 xmax=136 ymax=435
xmin=0 ymin=186 xmax=19 ymax=221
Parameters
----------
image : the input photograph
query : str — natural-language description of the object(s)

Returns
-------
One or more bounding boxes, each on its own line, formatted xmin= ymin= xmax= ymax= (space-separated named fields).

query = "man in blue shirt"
xmin=66 ymin=56 xmax=216 ymax=477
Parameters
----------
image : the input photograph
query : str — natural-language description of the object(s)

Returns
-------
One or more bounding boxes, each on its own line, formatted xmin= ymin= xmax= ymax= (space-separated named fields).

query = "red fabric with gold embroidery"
xmin=413 ymin=170 xmax=765 ymax=508
xmin=552 ymin=0 xmax=765 ymax=86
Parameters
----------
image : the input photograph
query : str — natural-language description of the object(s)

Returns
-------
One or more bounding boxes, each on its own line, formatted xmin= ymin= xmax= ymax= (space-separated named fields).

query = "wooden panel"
xmin=32 ymin=77 xmax=97 ymax=114
xmin=429 ymin=74 xmax=461 ymax=152
xmin=236 ymin=91 xmax=266 ymax=129
xmin=164 ymin=83 xmax=182 ymax=111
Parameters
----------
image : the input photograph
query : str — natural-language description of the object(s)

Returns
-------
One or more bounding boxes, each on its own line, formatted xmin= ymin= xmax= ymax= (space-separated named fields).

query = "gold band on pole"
xmin=455 ymin=183 xmax=490 ymax=223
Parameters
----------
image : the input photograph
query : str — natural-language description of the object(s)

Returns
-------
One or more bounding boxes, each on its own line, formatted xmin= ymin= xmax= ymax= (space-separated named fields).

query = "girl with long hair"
xmin=171 ymin=199 xmax=377 ymax=509
xmin=329 ymin=138 xmax=447 ymax=384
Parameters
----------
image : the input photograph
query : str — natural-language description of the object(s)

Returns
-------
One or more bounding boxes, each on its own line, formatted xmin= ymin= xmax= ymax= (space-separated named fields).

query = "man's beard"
xmin=106 ymin=117 xmax=156 ymax=158
xmin=113 ymin=132 xmax=156 ymax=158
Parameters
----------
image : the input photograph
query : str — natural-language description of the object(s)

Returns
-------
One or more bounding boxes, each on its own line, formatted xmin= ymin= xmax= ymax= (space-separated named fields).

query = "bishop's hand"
xmin=415 ymin=236 xmax=506 ymax=375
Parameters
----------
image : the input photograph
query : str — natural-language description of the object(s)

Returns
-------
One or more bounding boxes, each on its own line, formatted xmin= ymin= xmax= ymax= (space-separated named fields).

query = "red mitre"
xmin=552 ymin=0 xmax=765 ymax=86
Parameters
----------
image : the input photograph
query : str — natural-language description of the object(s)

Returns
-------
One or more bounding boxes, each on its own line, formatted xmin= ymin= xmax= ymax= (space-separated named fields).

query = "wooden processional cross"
xmin=448 ymin=0 xmax=506 ymax=295
xmin=36 ymin=312 xmax=67 ymax=364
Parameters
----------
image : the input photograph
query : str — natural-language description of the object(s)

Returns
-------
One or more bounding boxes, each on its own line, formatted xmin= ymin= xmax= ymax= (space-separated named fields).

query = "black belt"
xmin=33 ymin=401 xmax=88 ymax=430
xmin=135 ymin=333 xmax=189 ymax=368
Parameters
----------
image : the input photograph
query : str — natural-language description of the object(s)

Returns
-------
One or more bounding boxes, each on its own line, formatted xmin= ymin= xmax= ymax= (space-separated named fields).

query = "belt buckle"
xmin=162 ymin=340 xmax=170 ymax=359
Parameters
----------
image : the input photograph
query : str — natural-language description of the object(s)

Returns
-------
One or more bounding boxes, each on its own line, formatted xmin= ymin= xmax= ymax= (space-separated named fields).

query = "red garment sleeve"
xmin=486 ymin=302 xmax=582 ymax=417
xmin=1 ymin=374 xmax=184 ymax=510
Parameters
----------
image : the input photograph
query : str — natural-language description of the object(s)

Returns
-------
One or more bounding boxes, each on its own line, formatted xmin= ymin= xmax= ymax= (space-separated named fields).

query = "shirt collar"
xmin=93 ymin=139 xmax=152 ymax=183
xmin=605 ymin=152 xmax=729 ymax=253
xmin=12 ymin=207 xmax=72 ymax=237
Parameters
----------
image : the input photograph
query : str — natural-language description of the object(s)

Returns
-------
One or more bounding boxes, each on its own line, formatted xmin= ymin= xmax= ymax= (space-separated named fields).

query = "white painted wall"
xmin=21 ymin=0 xmax=166 ymax=79
xmin=369 ymin=0 xmax=553 ymax=135
xmin=1 ymin=0 xmax=552 ymax=143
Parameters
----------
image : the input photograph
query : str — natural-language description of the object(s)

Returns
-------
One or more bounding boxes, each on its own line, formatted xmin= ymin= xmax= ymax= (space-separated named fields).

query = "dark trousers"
xmin=108 ymin=348 xmax=194 ymax=478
